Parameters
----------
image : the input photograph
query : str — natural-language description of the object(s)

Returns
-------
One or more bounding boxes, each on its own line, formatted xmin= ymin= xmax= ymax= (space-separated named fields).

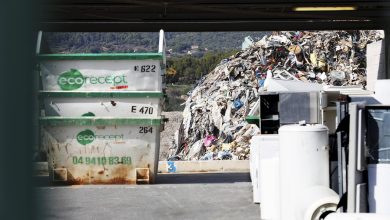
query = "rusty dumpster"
xmin=40 ymin=117 xmax=162 ymax=184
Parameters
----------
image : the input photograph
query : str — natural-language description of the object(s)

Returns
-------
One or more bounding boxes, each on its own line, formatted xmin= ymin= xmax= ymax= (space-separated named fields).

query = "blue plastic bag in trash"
xmin=258 ymin=79 xmax=265 ymax=87
xmin=234 ymin=99 xmax=243 ymax=109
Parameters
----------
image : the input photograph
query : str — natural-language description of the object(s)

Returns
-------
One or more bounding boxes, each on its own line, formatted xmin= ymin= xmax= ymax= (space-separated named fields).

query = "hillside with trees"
xmin=44 ymin=32 xmax=267 ymax=54
xmin=164 ymin=50 xmax=238 ymax=111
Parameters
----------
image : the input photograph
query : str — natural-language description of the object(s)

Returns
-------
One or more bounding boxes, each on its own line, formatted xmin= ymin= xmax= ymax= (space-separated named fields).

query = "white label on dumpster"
xmin=42 ymin=124 xmax=159 ymax=183
xmin=40 ymin=60 xmax=162 ymax=91
xmin=43 ymin=97 xmax=161 ymax=117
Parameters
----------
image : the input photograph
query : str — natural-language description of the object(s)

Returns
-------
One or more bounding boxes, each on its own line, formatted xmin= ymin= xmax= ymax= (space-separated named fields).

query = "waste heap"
xmin=171 ymin=30 xmax=384 ymax=161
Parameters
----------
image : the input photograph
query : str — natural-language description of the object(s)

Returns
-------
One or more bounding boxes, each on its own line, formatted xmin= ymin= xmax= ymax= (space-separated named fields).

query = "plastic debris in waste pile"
xmin=173 ymin=30 xmax=383 ymax=161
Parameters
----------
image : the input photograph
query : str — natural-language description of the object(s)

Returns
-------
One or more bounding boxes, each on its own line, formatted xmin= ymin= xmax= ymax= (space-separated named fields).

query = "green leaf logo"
xmin=82 ymin=112 xmax=95 ymax=117
xmin=76 ymin=129 xmax=95 ymax=145
xmin=57 ymin=69 xmax=84 ymax=90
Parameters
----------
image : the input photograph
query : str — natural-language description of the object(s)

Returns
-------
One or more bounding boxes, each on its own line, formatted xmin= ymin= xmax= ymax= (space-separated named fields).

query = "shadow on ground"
xmin=156 ymin=172 xmax=251 ymax=184
xmin=34 ymin=172 xmax=251 ymax=186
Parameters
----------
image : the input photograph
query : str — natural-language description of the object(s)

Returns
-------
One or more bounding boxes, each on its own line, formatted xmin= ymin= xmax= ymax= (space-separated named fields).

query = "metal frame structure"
xmin=38 ymin=0 xmax=390 ymax=32
xmin=37 ymin=1 xmax=390 ymax=79
xmin=347 ymin=102 xmax=367 ymax=213
xmin=336 ymin=101 xmax=348 ymax=197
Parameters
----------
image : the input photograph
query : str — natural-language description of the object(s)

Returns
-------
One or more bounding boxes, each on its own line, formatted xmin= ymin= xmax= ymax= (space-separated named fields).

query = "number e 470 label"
xmin=131 ymin=106 xmax=154 ymax=115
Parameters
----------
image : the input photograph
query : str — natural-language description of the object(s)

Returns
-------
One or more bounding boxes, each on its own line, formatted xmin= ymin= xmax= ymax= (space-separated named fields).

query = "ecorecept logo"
xmin=58 ymin=69 xmax=84 ymax=90
xmin=77 ymin=129 xmax=95 ymax=145
xmin=76 ymin=129 xmax=124 ymax=145
xmin=57 ymin=69 xmax=128 ymax=91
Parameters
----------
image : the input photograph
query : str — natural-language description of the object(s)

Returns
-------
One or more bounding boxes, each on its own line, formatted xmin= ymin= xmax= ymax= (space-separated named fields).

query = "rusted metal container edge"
xmin=34 ymin=160 xmax=250 ymax=177
xmin=39 ymin=117 xmax=163 ymax=126
xmin=42 ymin=123 xmax=160 ymax=184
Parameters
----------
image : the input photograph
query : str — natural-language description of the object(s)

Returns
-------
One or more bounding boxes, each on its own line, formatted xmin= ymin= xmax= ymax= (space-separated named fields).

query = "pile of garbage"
xmin=170 ymin=30 xmax=383 ymax=161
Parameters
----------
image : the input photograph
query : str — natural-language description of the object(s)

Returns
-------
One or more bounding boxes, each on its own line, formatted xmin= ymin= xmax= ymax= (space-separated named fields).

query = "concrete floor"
xmin=34 ymin=172 xmax=260 ymax=220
